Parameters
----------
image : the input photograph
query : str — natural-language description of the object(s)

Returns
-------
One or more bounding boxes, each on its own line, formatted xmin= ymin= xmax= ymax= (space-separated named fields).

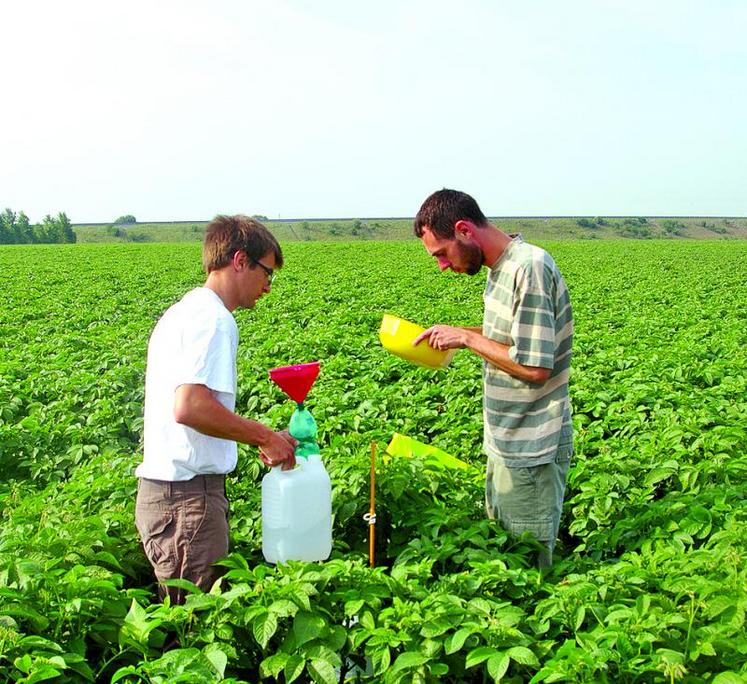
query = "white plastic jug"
xmin=261 ymin=453 xmax=332 ymax=564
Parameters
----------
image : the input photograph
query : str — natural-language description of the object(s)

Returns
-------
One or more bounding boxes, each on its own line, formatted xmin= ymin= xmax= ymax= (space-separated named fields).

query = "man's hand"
xmin=259 ymin=429 xmax=297 ymax=470
xmin=413 ymin=324 xmax=467 ymax=351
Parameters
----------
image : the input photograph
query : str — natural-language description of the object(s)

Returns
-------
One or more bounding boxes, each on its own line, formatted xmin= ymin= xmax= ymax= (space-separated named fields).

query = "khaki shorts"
xmin=135 ymin=474 xmax=229 ymax=604
xmin=485 ymin=444 xmax=572 ymax=568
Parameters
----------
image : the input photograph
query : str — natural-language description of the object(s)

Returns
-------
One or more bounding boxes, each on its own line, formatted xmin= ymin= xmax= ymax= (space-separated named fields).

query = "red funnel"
xmin=269 ymin=361 xmax=320 ymax=404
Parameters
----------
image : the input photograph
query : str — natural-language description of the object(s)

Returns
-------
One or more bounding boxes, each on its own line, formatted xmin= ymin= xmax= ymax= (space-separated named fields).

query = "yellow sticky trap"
xmin=384 ymin=433 xmax=479 ymax=478
xmin=378 ymin=314 xmax=457 ymax=369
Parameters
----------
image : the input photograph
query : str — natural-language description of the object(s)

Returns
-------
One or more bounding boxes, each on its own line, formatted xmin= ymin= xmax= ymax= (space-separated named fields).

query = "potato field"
xmin=1 ymin=240 xmax=746 ymax=683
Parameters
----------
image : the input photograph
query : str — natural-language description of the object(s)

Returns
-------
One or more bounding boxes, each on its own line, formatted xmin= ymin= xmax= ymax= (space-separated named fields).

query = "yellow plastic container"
xmin=378 ymin=314 xmax=456 ymax=369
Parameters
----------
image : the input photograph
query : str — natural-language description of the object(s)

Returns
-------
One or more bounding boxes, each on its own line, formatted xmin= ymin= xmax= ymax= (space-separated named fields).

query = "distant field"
xmin=73 ymin=216 xmax=747 ymax=243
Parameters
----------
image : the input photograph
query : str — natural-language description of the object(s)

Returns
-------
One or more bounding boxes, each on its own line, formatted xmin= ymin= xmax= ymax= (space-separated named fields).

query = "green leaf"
xmin=149 ymin=648 xmax=206 ymax=676
xmin=371 ymin=646 xmax=391 ymax=673
xmin=573 ymin=606 xmax=586 ymax=631
xmin=23 ymin=667 xmax=63 ymax=684
xmin=14 ymin=654 xmax=33 ymax=674
xmin=344 ymin=599 xmax=365 ymax=616
xmin=707 ymin=595 xmax=736 ymax=619
xmin=269 ymin=599 xmax=299 ymax=618
xmin=681 ymin=506 xmax=713 ymax=537
xmin=327 ymin=624 xmax=347 ymax=651
xmin=284 ymin=655 xmax=306 ymax=683
xmin=17 ymin=636 xmax=64 ymax=653
xmin=695 ymin=641 xmax=716 ymax=657
xmin=253 ymin=611 xmax=278 ymax=649
xmin=120 ymin=599 xmax=158 ymax=646
xmin=420 ymin=616 xmax=452 ymax=638
xmin=421 ymin=637 xmax=441 ymax=658
xmin=530 ymin=667 xmax=567 ymax=684
xmin=290 ymin=585 xmax=312 ymax=611
xmin=468 ymin=598 xmax=493 ymax=616
xmin=507 ymin=646 xmax=539 ymax=666
xmin=644 ymin=467 xmax=676 ymax=487
xmin=430 ymin=662 xmax=450 ymax=676
xmin=0 ymin=614 xmax=18 ymax=630
xmin=360 ymin=610 xmax=376 ymax=630
xmin=161 ymin=578 xmax=202 ymax=594
xmin=47 ymin=656 xmax=66 ymax=668
xmin=445 ymin=627 xmax=473 ymax=655
xmin=110 ymin=665 xmax=142 ymax=683
xmin=308 ymin=658 xmax=338 ymax=684
xmin=713 ymin=674 xmax=746 ymax=684
xmin=204 ymin=647 xmax=227 ymax=677
xmin=64 ymin=656 xmax=95 ymax=682
xmin=466 ymin=646 xmax=499 ymax=668
xmin=488 ymin=652 xmax=510 ymax=681
xmin=304 ymin=644 xmax=341 ymax=667
xmin=2 ymin=606 xmax=50 ymax=632
xmin=260 ymin=652 xmax=288 ymax=678
xmin=215 ymin=552 xmax=249 ymax=571
xmin=244 ymin=604 xmax=267 ymax=624
xmin=293 ymin=612 xmax=326 ymax=647
xmin=390 ymin=651 xmax=429 ymax=674
xmin=183 ymin=593 xmax=220 ymax=611
xmin=92 ymin=550 xmax=122 ymax=569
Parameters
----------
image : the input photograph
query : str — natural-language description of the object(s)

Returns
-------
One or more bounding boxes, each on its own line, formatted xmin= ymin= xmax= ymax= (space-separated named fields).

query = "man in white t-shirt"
xmin=135 ymin=215 xmax=297 ymax=603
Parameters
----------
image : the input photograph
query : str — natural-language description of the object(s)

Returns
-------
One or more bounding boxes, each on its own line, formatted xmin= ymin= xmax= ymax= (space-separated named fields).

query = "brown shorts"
xmin=135 ymin=474 xmax=229 ymax=604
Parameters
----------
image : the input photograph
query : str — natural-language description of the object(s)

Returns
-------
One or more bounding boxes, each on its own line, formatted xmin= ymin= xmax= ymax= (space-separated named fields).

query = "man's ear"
xmin=232 ymin=250 xmax=247 ymax=271
xmin=454 ymin=220 xmax=474 ymax=240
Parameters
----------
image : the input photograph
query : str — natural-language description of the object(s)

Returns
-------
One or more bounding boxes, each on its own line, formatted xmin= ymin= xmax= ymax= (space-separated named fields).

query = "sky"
xmin=2 ymin=0 xmax=746 ymax=222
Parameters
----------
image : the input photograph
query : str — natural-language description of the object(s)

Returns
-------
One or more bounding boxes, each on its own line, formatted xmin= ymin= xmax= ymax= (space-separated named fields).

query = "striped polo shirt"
xmin=482 ymin=236 xmax=573 ymax=466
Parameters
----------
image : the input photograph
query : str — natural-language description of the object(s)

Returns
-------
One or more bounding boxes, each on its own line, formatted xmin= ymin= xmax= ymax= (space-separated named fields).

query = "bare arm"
xmin=414 ymin=325 xmax=551 ymax=384
xmin=174 ymin=383 xmax=296 ymax=469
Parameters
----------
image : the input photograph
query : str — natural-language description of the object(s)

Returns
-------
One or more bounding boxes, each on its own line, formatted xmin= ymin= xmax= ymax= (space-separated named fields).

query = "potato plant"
xmin=1 ymin=240 xmax=746 ymax=682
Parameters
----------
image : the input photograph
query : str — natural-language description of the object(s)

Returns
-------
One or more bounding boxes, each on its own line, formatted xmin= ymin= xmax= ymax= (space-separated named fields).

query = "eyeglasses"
xmin=250 ymin=257 xmax=275 ymax=283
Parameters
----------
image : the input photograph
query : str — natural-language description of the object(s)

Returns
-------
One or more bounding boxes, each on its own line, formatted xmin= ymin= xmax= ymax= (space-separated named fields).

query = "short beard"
xmin=459 ymin=241 xmax=484 ymax=275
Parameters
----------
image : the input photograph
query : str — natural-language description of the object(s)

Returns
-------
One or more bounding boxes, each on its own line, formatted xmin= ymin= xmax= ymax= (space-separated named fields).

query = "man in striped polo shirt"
xmin=413 ymin=189 xmax=573 ymax=568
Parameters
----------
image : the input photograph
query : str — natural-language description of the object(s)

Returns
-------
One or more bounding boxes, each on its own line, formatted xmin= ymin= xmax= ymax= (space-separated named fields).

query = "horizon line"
xmin=72 ymin=214 xmax=747 ymax=226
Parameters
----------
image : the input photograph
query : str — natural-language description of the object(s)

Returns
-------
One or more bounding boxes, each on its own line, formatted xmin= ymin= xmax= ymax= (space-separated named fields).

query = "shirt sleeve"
xmin=175 ymin=319 xmax=236 ymax=395
xmin=508 ymin=261 xmax=557 ymax=370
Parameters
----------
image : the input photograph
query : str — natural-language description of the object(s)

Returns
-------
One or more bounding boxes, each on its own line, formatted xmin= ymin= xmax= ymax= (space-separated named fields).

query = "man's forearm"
xmin=173 ymin=384 xmax=274 ymax=448
xmin=462 ymin=330 xmax=551 ymax=384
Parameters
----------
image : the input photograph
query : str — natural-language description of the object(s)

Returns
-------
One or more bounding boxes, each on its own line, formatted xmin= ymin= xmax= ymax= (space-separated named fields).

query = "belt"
xmin=139 ymin=473 xmax=227 ymax=496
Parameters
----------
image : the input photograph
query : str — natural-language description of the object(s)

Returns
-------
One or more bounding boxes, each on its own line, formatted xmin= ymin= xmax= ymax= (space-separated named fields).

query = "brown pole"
xmin=369 ymin=442 xmax=376 ymax=568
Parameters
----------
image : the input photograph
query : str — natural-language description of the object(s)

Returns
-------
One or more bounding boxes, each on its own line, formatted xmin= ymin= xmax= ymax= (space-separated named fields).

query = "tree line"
xmin=0 ymin=209 xmax=77 ymax=244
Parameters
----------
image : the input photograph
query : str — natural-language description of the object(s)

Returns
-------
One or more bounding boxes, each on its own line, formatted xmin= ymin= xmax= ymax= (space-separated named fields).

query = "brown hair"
xmin=202 ymin=215 xmax=284 ymax=273
xmin=413 ymin=189 xmax=488 ymax=239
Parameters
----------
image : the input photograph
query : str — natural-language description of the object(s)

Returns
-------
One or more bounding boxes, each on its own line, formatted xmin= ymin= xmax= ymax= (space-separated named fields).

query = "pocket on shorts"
xmin=136 ymin=506 xmax=177 ymax=571
xmin=504 ymin=516 xmax=556 ymax=542
xmin=182 ymin=494 xmax=209 ymax=545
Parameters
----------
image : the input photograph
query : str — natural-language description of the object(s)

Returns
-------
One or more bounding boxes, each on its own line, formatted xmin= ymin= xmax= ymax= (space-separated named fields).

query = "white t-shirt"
xmin=136 ymin=287 xmax=239 ymax=481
